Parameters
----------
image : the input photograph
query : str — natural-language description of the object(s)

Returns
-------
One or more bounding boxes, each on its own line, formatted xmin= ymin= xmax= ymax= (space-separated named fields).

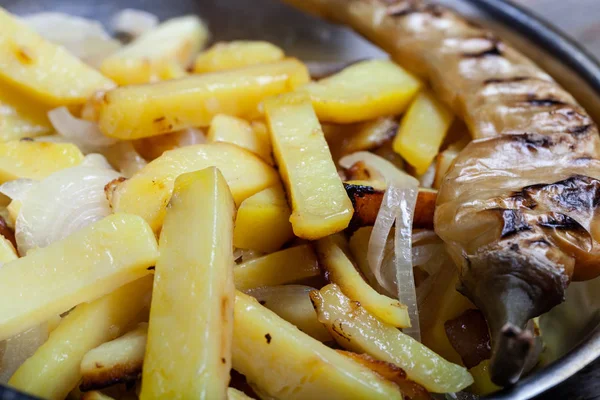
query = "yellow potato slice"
xmin=208 ymin=114 xmax=273 ymax=164
xmin=141 ymin=168 xmax=235 ymax=400
xmin=245 ymin=285 xmax=333 ymax=342
xmin=80 ymin=323 xmax=148 ymax=392
xmin=342 ymin=117 xmax=398 ymax=155
xmin=0 ymin=8 xmax=114 ymax=106
xmin=0 ymin=141 xmax=84 ymax=183
xmin=468 ymin=360 xmax=501 ymax=396
xmin=227 ymin=388 xmax=255 ymax=400
xmin=316 ymin=235 xmax=410 ymax=328
xmin=233 ymin=185 xmax=294 ymax=253
xmin=133 ymin=129 xmax=206 ymax=161
xmin=393 ymin=90 xmax=454 ymax=175
xmin=232 ymin=291 xmax=403 ymax=399
xmin=193 ymin=41 xmax=284 ymax=73
xmin=0 ymin=213 xmax=158 ymax=341
xmin=311 ymin=284 xmax=473 ymax=393
xmin=9 ymin=276 xmax=153 ymax=400
xmin=0 ymin=81 xmax=52 ymax=141
xmin=234 ymin=245 xmax=319 ymax=291
xmin=303 ymin=60 xmax=421 ymax=123
xmin=0 ymin=235 xmax=17 ymax=263
xmin=101 ymin=15 xmax=208 ymax=85
xmin=97 ymin=59 xmax=310 ymax=140
xmin=110 ymin=142 xmax=280 ymax=232
xmin=433 ymin=137 xmax=469 ymax=189
xmin=265 ymin=92 xmax=353 ymax=239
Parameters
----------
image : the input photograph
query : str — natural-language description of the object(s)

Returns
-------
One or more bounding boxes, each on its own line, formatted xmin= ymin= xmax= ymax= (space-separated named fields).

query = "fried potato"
xmin=101 ymin=15 xmax=208 ymax=85
xmin=80 ymin=323 xmax=148 ymax=392
xmin=265 ymin=92 xmax=353 ymax=239
xmin=0 ymin=214 xmax=158 ymax=341
xmin=311 ymin=284 xmax=473 ymax=393
xmin=0 ymin=8 xmax=114 ymax=106
xmin=302 ymin=60 xmax=421 ymax=124
xmin=338 ymin=351 xmax=432 ymax=400
xmin=0 ymin=81 xmax=52 ymax=141
xmin=233 ymin=186 xmax=294 ymax=253
xmin=0 ymin=234 xmax=17 ymax=262
xmin=133 ymin=129 xmax=206 ymax=161
xmin=208 ymin=114 xmax=273 ymax=164
xmin=342 ymin=117 xmax=398 ymax=155
xmin=468 ymin=360 xmax=501 ymax=396
xmin=348 ymin=226 xmax=385 ymax=293
xmin=245 ymin=285 xmax=333 ymax=342
xmin=316 ymin=235 xmax=410 ymax=328
xmin=110 ymin=142 xmax=280 ymax=232
xmin=9 ymin=276 xmax=153 ymax=400
xmin=0 ymin=141 xmax=84 ymax=183
xmin=232 ymin=291 xmax=403 ymax=399
xmin=141 ymin=168 xmax=235 ymax=400
xmin=97 ymin=59 xmax=309 ymax=140
xmin=193 ymin=41 xmax=284 ymax=73
xmin=233 ymin=245 xmax=319 ymax=291
xmin=227 ymin=387 xmax=255 ymax=400
xmin=393 ymin=90 xmax=454 ymax=175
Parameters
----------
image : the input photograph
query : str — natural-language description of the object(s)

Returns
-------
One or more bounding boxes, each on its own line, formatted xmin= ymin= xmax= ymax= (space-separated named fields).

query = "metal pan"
xmin=1 ymin=0 xmax=599 ymax=398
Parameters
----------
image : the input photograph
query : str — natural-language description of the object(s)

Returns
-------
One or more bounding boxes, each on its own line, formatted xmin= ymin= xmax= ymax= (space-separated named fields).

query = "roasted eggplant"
xmin=283 ymin=0 xmax=600 ymax=385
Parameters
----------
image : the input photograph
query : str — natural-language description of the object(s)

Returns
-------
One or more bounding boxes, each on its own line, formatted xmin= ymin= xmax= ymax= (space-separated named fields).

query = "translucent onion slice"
xmin=15 ymin=160 xmax=121 ymax=255
xmin=0 ymin=324 xmax=48 ymax=384
xmin=48 ymin=107 xmax=117 ymax=151
xmin=111 ymin=9 xmax=159 ymax=39
xmin=0 ymin=179 xmax=37 ymax=203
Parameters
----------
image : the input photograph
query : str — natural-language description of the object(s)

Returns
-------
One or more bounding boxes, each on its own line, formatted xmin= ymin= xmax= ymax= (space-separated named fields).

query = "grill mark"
xmin=385 ymin=2 xmax=443 ymax=18
xmin=500 ymin=209 xmax=532 ymax=238
xmin=525 ymin=96 xmax=568 ymax=107
xmin=569 ymin=124 xmax=593 ymax=136
xmin=522 ymin=175 xmax=600 ymax=210
xmin=484 ymin=76 xmax=530 ymax=85
xmin=537 ymin=213 xmax=584 ymax=231
xmin=463 ymin=40 xmax=502 ymax=58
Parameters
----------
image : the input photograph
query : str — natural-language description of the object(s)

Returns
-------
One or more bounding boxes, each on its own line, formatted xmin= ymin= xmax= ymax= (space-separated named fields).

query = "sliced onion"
xmin=0 ymin=179 xmax=37 ymax=203
xmin=0 ymin=324 xmax=48 ymax=384
xmin=392 ymin=185 xmax=421 ymax=341
xmin=176 ymin=128 xmax=207 ymax=146
xmin=23 ymin=13 xmax=121 ymax=67
xmin=111 ymin=9 xmax=159 ymax=39
xmin=412 ymin=229 xmax=438 ymax=244
xmin=339 ymin=151 xmax=417 ymax=187
xmin=81 ymin=153 xmax=114 ymax=170
xmin=48 ymin=107 xmax=117 ymax=151
xmin=103 ymin=142 xmax=147 ymax=178
xmin=15 ymin=161 xmax=121 ymax=255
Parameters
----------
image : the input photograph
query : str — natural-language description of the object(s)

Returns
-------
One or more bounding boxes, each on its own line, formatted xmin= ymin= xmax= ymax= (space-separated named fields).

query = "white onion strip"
xmin=48 ymin=107 xmax=117 ymax=151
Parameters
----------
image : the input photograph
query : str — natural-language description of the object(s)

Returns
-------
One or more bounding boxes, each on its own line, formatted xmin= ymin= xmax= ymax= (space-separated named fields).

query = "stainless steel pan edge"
xmin=1 ymin=0 xmax=599 ymax=399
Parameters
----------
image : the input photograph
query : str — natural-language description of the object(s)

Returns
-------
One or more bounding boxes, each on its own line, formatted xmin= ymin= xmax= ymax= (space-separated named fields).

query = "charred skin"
xmin=282 ymin=0 xmax=600 ymax=385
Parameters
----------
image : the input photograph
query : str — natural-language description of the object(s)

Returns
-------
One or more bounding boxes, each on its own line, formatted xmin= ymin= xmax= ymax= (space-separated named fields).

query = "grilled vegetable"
xmin=0 ymin=8 xmax=114 ymax=106
xmin=0 ymin=214 xmax=158 ymax=341
xmin=80 ymin=323 xmax=148 ymax=391
xmin=9 ymin=276 xmax=152 ymax=400
xmin=283 ymin=0 xmax=600 ymax=384
xmin=233 ymin=186 xmax=294 ymax=253
xmin=208 ymin=114 xmax=273 ymax=164
xmin=109 ymin=142 xmax=279 ymax=232
xmin=0 ymin=141 xmax=83 ymax=183
xmin=141 ymin=168 xmax=235 ymax=400
xmin=265 ymin=92 xmax=353 ymax=239
xmin=101 ymin=15 xmax=208 ymax=85
xmin=193 ymin=41 xmax=284 ymax=73
xmin=232 ymin=291 xmax=403 ymax=399
xmin=97 ymin=59 xmax=309 ymax=140
xmin=233 ymin=245 xmax=320 ymax=291
xmin=302 ymin=59 xmax=421 ymax=123
xmin=0 ymin=82 xmax=52 ymax=141
xmin=311 ymin=284 xmax=473 ymax=393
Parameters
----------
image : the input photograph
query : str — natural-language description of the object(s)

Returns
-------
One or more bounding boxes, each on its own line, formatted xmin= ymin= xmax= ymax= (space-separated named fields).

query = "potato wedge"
xmin=208 ymin=114 xmax=273 ymax=164
xmin=0 ymin=213 xmax=158 ymax=341
xmin=316 ymin=235 xmax=410 ymax=327
xmin=0 ymin=81 xmax=52 ymax=141
xmin=265 ymin=92 xmax=353 ymax=239
xmin=468 ymin=360 xmax=500 ymax=396
xmin=232 ymin=291 xmax=403 ymax=399
xmin=97 ymin=59 xmax=309 ymax=140
xmin=245 ymin=285 xmax=333 ymax=342
xmin=193 ymin=41 xmax=284 ymax=73
xmin=311 ymin=284 xmax=473 ymax=393
xmin=348 ymin=226 xmax=384 ymax=293
xmin=133 ymin=129 xmax=206 ymax=161
xmin=80 ymin=323 xmax=148 ymax=391
xmin=302 ymin=60 xmax=421 ymax=124
xmin=101 ymin=15 xmax=208 ymax=85
xmin=9 ymin=276 xmax=153 ymax=400
xmin=227 ymin=388 xmax=255 ymax=400
xmin=110 ymin=142 xmax=280 ymax=232
xmin=393 ymin=90 xmax=454 ymax=175
xmin=233 ymin=186 xmax=294 ymax=253
xmin=0 ymin=141 xmax=84 ymax=183
xmin=0 ymin=8 xmax=114 ymax=106
xmin=338 ymin=351 xmax=432 ymax=400
xmin=342 ymin=117 xmax=398 ymax=155
xmin=0 ymin=233 xmax=17 ymax=263
xmin=141 ymin=168 xmax=235 ymax=400
xmin=82 ymin=392 xmax=115 ymax=400
xmin=234 ymin=245 xmax=320 ymax=291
